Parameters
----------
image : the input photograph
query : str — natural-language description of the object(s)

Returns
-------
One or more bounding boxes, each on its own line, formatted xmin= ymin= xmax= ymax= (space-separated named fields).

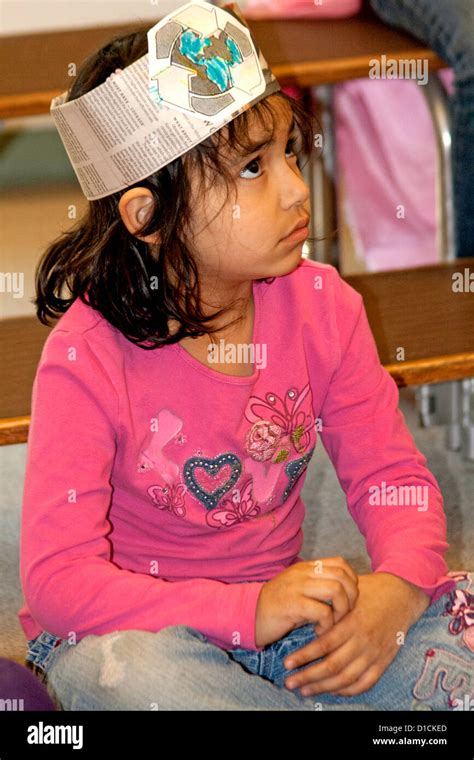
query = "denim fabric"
xmin=25 ymin=571 xmax=473 ymax=711
xmin=25 ymin=630 xmax=65 ymax=683
xmin=369 ymin=0 xmax=474 ymax=258
xmin=227 ymin=571 xmax=474 ymax=711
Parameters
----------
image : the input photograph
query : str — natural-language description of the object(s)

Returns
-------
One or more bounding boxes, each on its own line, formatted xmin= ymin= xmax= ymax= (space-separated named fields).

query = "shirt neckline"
xmin=171 ymin=279 xmax=261 ymax=385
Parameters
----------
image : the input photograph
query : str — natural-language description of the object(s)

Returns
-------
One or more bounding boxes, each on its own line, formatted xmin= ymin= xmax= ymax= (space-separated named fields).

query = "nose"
xmin=278 ymin=160 xmax=310 ymax=210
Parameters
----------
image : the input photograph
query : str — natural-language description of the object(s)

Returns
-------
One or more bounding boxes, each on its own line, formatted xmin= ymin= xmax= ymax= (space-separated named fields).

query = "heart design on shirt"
xmin=280 ymin=446 xmax=315 ymax=504
xmin=193 ymin=465 xmax=231 ymax=492
xmin=183 ymin=453 xmax=242 ymax=510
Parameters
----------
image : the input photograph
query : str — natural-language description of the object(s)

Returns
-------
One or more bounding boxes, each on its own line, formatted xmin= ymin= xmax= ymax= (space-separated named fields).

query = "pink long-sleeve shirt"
xmin=18 ymin=259 xmax=456 ymax=652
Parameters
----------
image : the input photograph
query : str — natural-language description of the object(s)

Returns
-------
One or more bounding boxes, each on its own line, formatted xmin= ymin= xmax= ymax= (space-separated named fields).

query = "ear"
xmin=118 ymin=188 xmax=159 ymax=243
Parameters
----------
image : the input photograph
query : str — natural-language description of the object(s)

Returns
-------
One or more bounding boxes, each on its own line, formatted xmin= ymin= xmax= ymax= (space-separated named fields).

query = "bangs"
xmin=182 ymin=90 xmax=320 ymax=189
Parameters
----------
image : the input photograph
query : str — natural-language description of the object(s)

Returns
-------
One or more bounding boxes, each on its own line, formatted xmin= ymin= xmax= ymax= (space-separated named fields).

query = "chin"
xmin=256 ymin=248 xmax=303 ymax=280
xmin=279 ymin=250 xmax=305 ymax=276
xmin=262 ymin=263 xmax=300 ymax=282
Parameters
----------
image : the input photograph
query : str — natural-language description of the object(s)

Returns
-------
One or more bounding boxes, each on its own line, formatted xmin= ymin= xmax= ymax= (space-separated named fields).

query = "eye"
xmin=286 ymin=136 xmax=303 ymax=168
xmin=239 ymin=156 xmax=263 ymax=180
xmin=285 ymin=136 xmax=299 ymax=158
xmin=238 ymin=136 xmax=302 ymax=180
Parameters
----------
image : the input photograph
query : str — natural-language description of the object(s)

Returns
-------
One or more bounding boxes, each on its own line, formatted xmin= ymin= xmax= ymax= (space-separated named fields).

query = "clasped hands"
xmin=283 ymin=568 xmax=431 ymax=698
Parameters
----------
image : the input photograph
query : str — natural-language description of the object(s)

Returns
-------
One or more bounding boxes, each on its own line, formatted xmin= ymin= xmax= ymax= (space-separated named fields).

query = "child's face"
xmin=186 ymin=94 xmax=311 ymax=287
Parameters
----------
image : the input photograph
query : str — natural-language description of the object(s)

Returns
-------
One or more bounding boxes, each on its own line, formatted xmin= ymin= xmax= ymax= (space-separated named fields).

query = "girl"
xmin=19 ymin=13 xmax=473 ymax=711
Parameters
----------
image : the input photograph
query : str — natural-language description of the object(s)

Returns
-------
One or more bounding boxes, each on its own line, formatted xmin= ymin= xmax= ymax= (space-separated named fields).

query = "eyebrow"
xmin=229 ymin=115 xmax=296 ymax=165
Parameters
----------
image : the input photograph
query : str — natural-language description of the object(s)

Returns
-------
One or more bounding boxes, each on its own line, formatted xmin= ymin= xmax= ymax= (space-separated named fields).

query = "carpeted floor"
xmin=1 ymin=387 xmax=473 ymax=665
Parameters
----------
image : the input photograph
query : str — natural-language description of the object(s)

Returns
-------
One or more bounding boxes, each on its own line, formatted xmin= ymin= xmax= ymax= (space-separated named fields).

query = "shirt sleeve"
xmin=317 ymin=270 xmax=456 ymax=603
xmin=19 ymin=329 xmax=265 ymax=651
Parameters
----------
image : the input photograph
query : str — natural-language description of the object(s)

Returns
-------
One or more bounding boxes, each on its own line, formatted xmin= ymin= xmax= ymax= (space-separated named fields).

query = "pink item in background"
xmin=281 ymin=84 xmax=304 ymax=99
xmin=334 ymin=69 xmax=454 ymax=271
xmin=240 ymin=0 xmax=362 ymax=19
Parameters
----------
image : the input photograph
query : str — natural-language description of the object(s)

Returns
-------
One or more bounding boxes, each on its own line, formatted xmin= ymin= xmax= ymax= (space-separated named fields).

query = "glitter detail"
xmin=183 ymin=453 xmax=242 ymax=510
xmin=280 ymin=447 xmax=315 ymax=504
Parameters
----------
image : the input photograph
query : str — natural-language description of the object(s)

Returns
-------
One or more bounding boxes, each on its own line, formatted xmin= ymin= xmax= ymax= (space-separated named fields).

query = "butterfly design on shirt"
xmin=205 ymin=480 xmax=260 ymax=529
xmin=147 ymin=482 xmax=188 ymax=518
xmin=244 ymin=383 xmax=314 ymax=463
xmin=243 ymin=383 xmax=316 ymax=504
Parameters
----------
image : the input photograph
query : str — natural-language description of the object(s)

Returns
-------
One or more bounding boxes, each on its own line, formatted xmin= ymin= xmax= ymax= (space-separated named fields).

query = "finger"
xmin=294 ymin=596 xmax=335 ymax=635
xmin=330 ymin=665 xmax=380 ymax=697
xmin=311 ymin=556 xmax=359 ymax=586
xmin=287 ymin=650 xmax=369 ymax=697
xmin=284 ymin=619 xmax=349 ymax=670
xmin=305 ymin=577 xmax=352 ymax=624
xmin=314 ymin=620 xmax=329 ymax=637
xmin=308 ymin=560 xmax=359 ymax=608
xmin=286 ymin=638 xmax=360 ymax=689
xmin=309 ymin=565 xmax=359 ymax=613
xmin=308 ymin=600 xmax=335 ymax=635
xmin=297 ymin=657 xmax=370 ymax=697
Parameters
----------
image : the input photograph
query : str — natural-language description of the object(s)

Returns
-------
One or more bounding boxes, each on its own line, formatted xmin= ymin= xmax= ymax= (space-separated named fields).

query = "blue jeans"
xmin=369 ymin=0 xmax=474 ymax=258
xmin=25 ymin=571 xmax=473 ymax=711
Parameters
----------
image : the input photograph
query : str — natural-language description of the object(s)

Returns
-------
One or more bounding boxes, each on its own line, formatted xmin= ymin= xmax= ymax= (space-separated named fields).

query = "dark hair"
xmin=34 ymin=25 xmax=321 ymax=349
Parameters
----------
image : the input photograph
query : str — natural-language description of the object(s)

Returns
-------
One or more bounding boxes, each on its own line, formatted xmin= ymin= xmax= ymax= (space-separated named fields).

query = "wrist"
xmin=374 ymin=572 xmax=431 ymax=624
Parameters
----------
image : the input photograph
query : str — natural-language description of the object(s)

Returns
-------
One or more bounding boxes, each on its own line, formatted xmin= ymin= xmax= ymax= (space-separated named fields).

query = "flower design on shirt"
xmin=205 ymin=480 xmax=260 ymax=529
xmin=147 ymin=482 xmax=187 ymax=518
xmin=245 ymin=420 xmax=283 ymax=462
xmin=244 ymin=383 xmax=314 ymax=463
xmin=242 ymin=383 xmax=316 ymax=505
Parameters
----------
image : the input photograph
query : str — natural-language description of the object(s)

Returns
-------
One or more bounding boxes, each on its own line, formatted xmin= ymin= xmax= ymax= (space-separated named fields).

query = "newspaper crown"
xmin=50 ymin=1 xmax=281 ymax=200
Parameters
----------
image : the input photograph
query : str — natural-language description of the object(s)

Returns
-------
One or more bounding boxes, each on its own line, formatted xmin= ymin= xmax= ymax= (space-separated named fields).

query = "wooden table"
xmin=0 ymin=6 xmax=446 ymax=119
xmin=1 ymin=259 xmax=473 ymax=445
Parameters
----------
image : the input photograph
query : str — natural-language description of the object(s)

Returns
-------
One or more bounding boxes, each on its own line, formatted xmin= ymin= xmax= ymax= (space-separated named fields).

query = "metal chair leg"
xmin=415 ymin=381 xmax=462 ymax=449
xmin=300 ymin=85 xmax=336 ymax=265
xmin=445 ymin=380 xmax=463 ymax=451
xmin=415 ymin=379 xmax=474 ymax=456
xmin=414 ymin=382 xmax=458 ymax=428
xmin=461 ymin=377 xmax=474 ymax=461
xmin=415 ymin=384 xmax=438 ymax=427
xmin=420 ymin=71 xmax=456 ymax=262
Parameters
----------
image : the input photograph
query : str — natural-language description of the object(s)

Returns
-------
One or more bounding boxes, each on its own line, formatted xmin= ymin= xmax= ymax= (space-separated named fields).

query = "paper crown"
xmin=50 ymin=1 xmax=281 ymax=200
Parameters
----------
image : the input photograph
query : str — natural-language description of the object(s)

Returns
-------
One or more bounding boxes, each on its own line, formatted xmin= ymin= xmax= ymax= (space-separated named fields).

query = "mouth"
xmin=280 ymin=216 xmax=310 ymax=241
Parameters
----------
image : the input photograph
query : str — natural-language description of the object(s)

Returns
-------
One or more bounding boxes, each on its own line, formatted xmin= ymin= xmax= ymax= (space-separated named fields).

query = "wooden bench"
xmin=344 ymin=259 xmax=474 ymax=387
xmin=1 ymin=258 xmax=473 ymax=446
xmin=0 ymin=7 xmax=446 ymax=118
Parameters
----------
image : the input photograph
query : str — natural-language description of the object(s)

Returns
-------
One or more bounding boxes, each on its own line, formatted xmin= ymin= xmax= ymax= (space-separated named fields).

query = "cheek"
xmin=233 ymin=207 xmax=276 ymax=244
